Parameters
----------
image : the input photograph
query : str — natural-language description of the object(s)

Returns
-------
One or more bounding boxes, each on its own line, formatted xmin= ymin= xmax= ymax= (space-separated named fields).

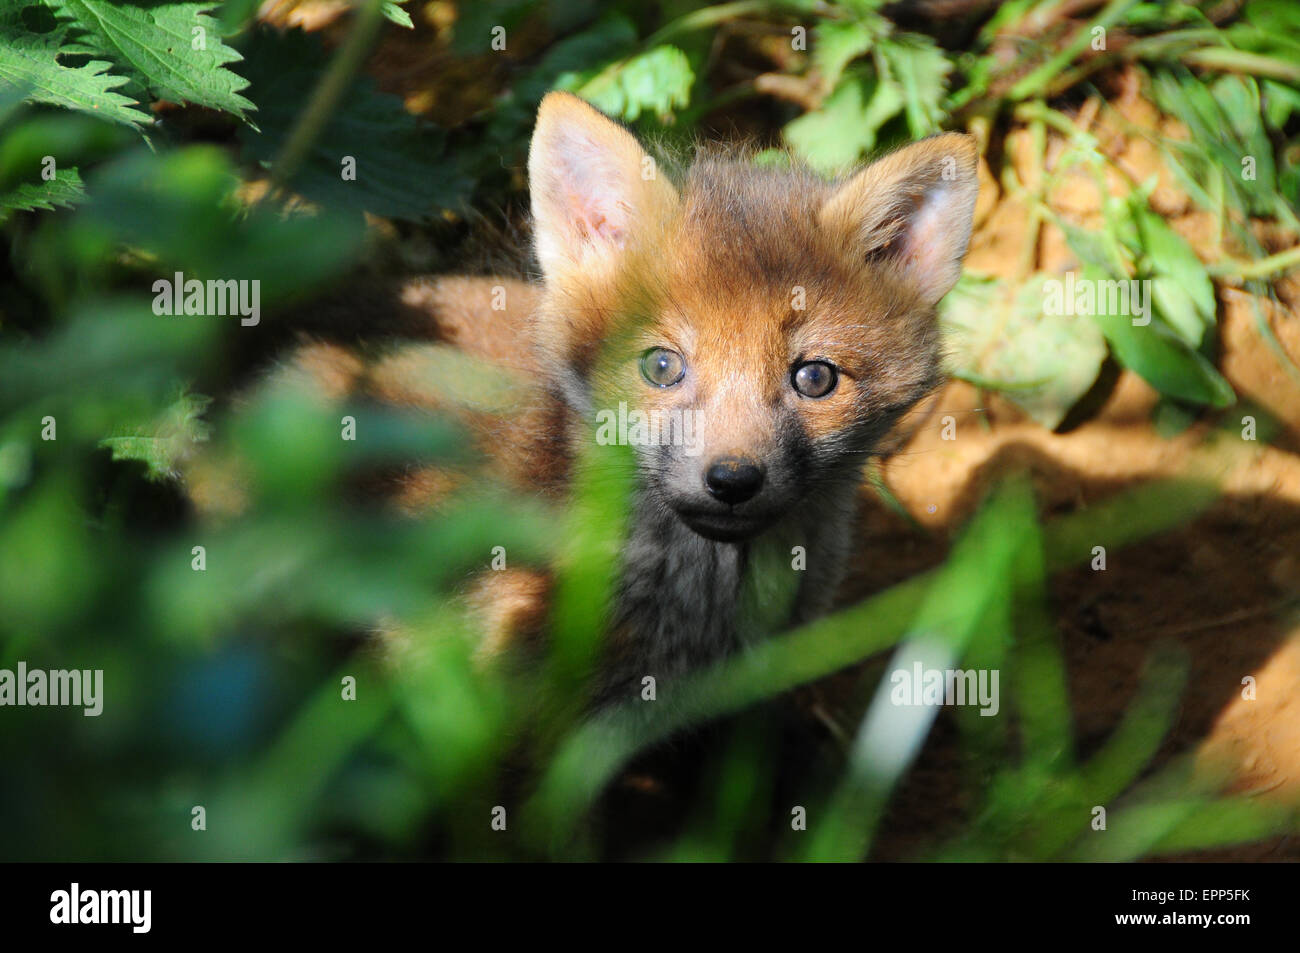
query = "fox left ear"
xmin=820 ymin=133 xmax=979 ymax=307
xmin=528 ymin=92 xmax=677 ymax=282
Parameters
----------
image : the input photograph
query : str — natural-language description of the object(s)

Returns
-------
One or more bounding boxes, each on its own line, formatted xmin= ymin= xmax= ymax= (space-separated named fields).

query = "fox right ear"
xmin=820 ymin=133 xmax=980 ymax=307
xmin=528 ymin=92 xmax=676 ymax=281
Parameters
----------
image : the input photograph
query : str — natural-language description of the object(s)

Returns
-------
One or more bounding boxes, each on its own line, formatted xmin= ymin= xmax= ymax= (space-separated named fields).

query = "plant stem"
xmin=645 ymin=0 xmax=781 ymax=49
xmin=1182 ymin=47 xmax=1300 ymax=84
xmin=1007 ymin=0 xmax=1139 ymax=101
xmin=1208 ymin=244 xmax=1300 ymax=279
xmin=270 ymin=0 xmax=386 ymax=194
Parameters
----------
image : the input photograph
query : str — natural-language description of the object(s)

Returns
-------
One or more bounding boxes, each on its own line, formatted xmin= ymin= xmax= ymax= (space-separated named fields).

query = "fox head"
xmin=528 ymin=92 xmax=978 ymax=543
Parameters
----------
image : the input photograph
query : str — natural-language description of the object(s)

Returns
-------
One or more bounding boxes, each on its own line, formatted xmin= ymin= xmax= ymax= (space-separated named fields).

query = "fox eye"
xmin=640 ymin=348 xmax=685 ymax=387
xmin=792 ymin=361 xmax=838 ymax=398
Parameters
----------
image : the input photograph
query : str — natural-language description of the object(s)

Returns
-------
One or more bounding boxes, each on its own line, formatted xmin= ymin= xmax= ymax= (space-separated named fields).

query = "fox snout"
xmin=664 ymin=438 xmax=803 ymax=543
xmin=676 ymin=455 xmax=776 ymax=542
xmin=704 ymin=456 xmax=765 ymax=505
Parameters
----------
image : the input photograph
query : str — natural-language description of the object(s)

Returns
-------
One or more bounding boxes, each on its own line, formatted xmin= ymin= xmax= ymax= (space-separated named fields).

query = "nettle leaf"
xmin=1084 ymin=266 xmax=1234 ymax=408
xmin=46 ymin=1 xmax=254 ymax=119
xmin=238 ymin=29 xmax=470 ymax=221
xmin=0 ymin=6 xmax=146 ymax=127
xmin=879 ymin=35 xmax=950 ymax=138
xmin=784 ymin=69 xmax=903 ymax=172
xmin=0 ymin=108 xmax=129 ymax=195
xmin=100 ymin=388 xmax=212 ymax=481
xmin=941 ymin=273 xmax=1107 ymax=430
xmin=0 ymin=164 xmax=83 ymax=214
xmin=812 ymin=18 xmax=879 ymax=91
xmin=485 ymin=13 xmax=638 ymax=159
xmin=572 ymin=45 xmax=694 ymax=123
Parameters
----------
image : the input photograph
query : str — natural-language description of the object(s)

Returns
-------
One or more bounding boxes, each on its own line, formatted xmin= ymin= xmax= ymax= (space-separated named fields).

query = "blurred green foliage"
xmin=1 ymin=0 xmax=1298 ymax=860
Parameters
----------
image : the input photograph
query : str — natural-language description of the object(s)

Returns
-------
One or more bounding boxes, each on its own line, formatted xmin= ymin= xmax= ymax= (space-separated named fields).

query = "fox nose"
xmin=704 ymin=457 xmax=765 ymax=505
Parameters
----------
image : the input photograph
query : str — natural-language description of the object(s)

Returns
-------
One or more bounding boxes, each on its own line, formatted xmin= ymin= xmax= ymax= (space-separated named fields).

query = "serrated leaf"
xmin=573 ymin=45 xmax=694 ymax=123
xmin=0 ymin=7 xmax=146 ymax=127
xmin=100 ymin=388 xmax=212 ymax=481
xmin=485 ymin=13 xmax=638 ymax=152
xmin=0 ymin=164 xmax=83 ymax=213
xmin=812 ymin=18 xmax=878 ymax=92
xmin=879 ymin=35 xmax=950 ymax=138
xmin=47 ymin=0 xmax=254 ymax=118
xmin=784 ymin=70 xmax=903 ymax=171
xmin=0 ymin=109 xmax=129 ymax=193
xmin=942 ymin=273 xmax=1108 ymax=429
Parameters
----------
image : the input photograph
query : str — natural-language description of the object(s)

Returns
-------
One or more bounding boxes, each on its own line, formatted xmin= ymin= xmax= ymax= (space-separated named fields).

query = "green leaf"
xmin=238 ymin=29 xmax=469 ymax=221
xmin=784 ymin=70 xmax=903 ymax=172
xmin=0 ymin=164 xmax=83 ymax=214
xmin=1261 ymin=79 xmax=1300 ymax=128
xmin=0 ymin=109 xmax=129 ymax=194
xmin=0 ymin=6 xmax=146 ymax=127
xmin=750 ymin=148 xmax=790 ymax=170
xmin=80 ymin=145 xmax=366 ymax=306
xmin=1152 ymin=70 xmax=1276 ymax=218
xmin=1132 ymin=205 xmax=1215 ymax=346
xmin=46 ymin=1 xmax=254 ymax=119
xmin=488 ymin=13 xmax=638 ymax=142
xmin=481 ymin=12 xmax=638 ymax=174
xmin=572 ymin=45 xmax=694 ymax=123
xmin=381 ymin=1 xmax=413 ymax=29
xmin=1059 ymin=220 xmax=1117 ymax=272
xmin=811 ymin=18 xmax=879 ymax=92
xmin=942 ymin=273 xmax=1108 ymax=429
xmin=879 ymin=35 xmax=950 ymax=138
xmin=1084 ymin=266 xmax=1235 ymax=407
xmin=100 ymin=388 xmax=212 ymax=481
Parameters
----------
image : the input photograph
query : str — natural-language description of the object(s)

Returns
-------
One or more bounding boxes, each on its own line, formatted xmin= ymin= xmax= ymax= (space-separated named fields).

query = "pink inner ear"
xmin=552 ymin=131 xmax=632 ymax=250
xmin=891 ymin=182 xmax=969 ymax=300
xmin=901 ymin=188 xmax=947 ymax=262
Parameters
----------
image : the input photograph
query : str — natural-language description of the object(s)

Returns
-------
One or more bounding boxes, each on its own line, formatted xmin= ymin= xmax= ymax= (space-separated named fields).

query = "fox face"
xmin=528 ymin=92 xmax=978 ymax=547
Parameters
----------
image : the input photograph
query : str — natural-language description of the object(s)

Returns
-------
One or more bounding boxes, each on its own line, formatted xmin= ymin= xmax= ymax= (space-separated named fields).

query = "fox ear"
xmin=528 ymin=92 xmax=675 ymax=280
xmin=820 ymin=133 xmax=979 ymax=307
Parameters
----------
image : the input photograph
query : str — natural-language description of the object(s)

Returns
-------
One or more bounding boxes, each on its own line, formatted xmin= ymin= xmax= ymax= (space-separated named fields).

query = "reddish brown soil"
xmin=833 ymin=293 xmax=1300 ymax=861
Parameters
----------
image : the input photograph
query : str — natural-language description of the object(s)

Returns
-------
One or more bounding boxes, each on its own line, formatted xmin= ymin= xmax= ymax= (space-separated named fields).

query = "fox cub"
xmin=267 ymin=92 xmax=979 ymax=703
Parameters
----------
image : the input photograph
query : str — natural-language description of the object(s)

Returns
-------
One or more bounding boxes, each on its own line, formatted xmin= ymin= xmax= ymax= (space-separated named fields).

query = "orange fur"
xmin=225 ymin=92 xmax=981 ymax=698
